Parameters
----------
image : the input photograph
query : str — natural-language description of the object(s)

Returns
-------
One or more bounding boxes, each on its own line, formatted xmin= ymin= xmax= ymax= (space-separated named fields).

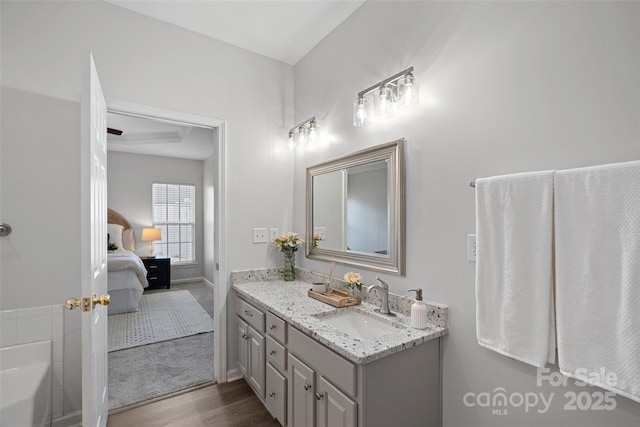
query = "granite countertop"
xmin=232 ymin=270 xmax=448 ymax=365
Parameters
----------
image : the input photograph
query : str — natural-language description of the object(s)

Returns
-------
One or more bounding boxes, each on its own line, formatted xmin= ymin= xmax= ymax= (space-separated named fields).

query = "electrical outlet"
xmin=314 ymin=226 xmax=326 ymax=240
xmin=270 ymin=228 xmax=279 ymax=240
xmin=253 ymin=228 xmax=268 ymax=243
xmin=467 ymin=234 xmax=476 ymax=262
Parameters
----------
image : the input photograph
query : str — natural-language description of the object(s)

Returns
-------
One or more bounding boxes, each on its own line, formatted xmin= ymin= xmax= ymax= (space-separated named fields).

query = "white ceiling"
xmin=105 ymin=0 xmax=366 ymax=65
xmin=106 ymin=1 xmax=366 ymax=159
xmin=107 ymin=112 xmax=215 ymax=160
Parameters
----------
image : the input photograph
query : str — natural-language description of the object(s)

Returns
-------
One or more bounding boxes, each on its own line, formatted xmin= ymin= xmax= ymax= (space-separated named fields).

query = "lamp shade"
xmin=141 ymin=228 xmax=162 ymax=242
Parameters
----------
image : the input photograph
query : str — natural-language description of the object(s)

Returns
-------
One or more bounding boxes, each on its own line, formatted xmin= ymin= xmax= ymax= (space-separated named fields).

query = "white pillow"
xmin=122 ymin=228 xmax=136 ymax=252
xmin=107 ymin=224 xmax=124 ymax=250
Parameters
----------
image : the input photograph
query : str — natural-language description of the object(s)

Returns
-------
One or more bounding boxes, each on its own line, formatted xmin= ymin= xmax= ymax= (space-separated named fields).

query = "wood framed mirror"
xmin=306 ymin=138 xmax=405 ymax=275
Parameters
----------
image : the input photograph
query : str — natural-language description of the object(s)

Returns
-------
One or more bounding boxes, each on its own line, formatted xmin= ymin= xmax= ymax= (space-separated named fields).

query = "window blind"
xmin=152 ymin=183 xmax=195 ymax=262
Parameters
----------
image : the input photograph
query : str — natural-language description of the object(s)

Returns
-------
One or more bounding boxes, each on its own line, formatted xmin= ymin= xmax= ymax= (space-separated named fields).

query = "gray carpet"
xmin=108 ymin=331 xmax=215 ymax=409
xmin=109 ymin=281 xmax=216 ymax=409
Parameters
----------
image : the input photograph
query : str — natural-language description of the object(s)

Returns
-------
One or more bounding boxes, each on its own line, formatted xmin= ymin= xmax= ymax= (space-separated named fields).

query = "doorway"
xmin=105 ymin=101 xmax=227 ymax=409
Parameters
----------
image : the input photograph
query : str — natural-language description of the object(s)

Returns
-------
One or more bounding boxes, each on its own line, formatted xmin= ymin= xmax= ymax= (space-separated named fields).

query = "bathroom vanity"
xmin=232 ymin=269 xmax=448 ymax=427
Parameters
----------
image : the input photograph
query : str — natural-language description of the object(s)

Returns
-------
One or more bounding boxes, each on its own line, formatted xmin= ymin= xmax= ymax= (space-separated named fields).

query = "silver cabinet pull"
xmin=304 ymin=383 xmax=311 ymax=391
xmin=315 ymin=392 xmax=324 ymax=400
xmin=269 ymin=324 xmax=276 ymax=330
xmin=0 ymin=223 xmax=12 ymax=237
xmin=244 ymin=310 xmax=253 ymax=317
xmin=269 ymin=391 xmax=276 ymax=397
xmin=269 ymin=349 xmax=276 ymax=356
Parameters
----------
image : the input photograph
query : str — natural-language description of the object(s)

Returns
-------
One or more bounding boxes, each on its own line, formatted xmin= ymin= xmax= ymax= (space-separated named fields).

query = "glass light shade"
xmin=307 ymin=121 xmax=319 ymax=145
xmin=398 ymin=73 xmax=419 ymax=110
xmin=296 ymin=127 xmax=307 ymax=147
xmin=374 ymin=84 xmax=395 ymax=119
xmin=288 ymin=132 xmax=295 ymax=151
xmin=353 ymin=96 xmax=372 ymax=127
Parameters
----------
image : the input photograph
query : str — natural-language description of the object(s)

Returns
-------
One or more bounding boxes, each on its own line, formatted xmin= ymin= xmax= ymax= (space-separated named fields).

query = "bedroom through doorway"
xmin=105 ymin=108 xmax=220 ymax=410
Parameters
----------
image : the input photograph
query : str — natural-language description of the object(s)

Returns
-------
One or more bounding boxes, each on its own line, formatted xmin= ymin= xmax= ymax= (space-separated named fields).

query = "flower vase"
xmin=282 ymin=250 xmax=296 ymax=281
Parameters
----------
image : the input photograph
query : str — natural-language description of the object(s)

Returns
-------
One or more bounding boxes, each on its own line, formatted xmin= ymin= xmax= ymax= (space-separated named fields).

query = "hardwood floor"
xmin=107 ymin=380 xmax=281 ymax=427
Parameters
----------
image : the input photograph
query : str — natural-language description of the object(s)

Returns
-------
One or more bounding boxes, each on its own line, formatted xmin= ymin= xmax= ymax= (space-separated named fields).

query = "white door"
xmin=80 ymin=51 xmax=109 ymax=427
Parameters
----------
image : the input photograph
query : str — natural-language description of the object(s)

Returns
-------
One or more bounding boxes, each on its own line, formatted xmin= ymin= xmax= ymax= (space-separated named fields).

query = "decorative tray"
xmin=308 ymin=288 xmax=361 ymax=308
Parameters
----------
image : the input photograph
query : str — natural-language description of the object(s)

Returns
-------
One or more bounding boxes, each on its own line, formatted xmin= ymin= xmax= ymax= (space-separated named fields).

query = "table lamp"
xmin=141 ymin=228 xmax=162 ymax=257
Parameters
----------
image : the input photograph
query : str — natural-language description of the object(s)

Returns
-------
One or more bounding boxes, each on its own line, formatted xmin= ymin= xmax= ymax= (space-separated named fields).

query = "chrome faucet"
xmin=367 ymin=277 xmax=396 ymax=316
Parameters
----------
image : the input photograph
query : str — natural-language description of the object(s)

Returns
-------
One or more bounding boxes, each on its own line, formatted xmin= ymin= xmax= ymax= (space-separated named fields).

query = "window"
xmin=152 ymin=183 xmax=195 ymax=263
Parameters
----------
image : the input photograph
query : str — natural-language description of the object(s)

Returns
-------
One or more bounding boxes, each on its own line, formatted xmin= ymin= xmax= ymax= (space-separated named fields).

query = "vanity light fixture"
xmin=288 ymin=116 xmax=319 ymax=151
xmin=353 ymin=67 xmax=418 ymax=127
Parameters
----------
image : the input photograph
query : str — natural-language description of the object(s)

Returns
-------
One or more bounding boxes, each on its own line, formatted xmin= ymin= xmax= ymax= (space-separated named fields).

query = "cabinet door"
xmin=236 ymin=316 xmax=249 ymax=378
xmin=248 ymin=324 xmax=265 ymax=398
xmin=266 ymin=362 xmax=287 ymax=426
xmin=315 ymin=376 xmax=357 ymax=427
xmin=289 ymin=353 xmax=315 ymax=427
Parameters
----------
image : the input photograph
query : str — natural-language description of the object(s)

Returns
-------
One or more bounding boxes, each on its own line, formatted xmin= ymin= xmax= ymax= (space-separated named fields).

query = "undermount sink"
xmin=315 ymin=309 xmax=402 ymax=340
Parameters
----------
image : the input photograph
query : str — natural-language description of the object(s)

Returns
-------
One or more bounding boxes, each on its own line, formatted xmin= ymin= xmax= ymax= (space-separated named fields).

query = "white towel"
xmin=476 ymin=171 xmax=556 ymax=368
xmin=555 ymin=161 xmax=640 ymax=403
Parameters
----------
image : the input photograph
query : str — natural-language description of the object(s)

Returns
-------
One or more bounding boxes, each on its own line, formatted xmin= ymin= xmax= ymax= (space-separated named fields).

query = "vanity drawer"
xmin=266 ymin=335 xmax=287 ymax=372
xmin=266 ymin=311 xmax=287 ymax=344
xmin=235 ymin=297 xmax=265 ymax=332
xmin=288 ymin=326 xmax=356 ymax=397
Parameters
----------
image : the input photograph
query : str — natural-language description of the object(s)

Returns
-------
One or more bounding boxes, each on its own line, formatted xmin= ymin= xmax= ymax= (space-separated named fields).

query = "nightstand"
xmin=141 ymin=257 xmax=171 ymax=289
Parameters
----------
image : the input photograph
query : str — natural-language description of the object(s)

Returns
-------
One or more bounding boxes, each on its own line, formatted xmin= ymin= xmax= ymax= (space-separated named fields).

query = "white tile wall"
xmin=1 ymin=304 xmax=65 ymax=421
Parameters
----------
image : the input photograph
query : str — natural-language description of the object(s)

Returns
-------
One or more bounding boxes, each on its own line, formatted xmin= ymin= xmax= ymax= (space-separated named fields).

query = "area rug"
xmin=108 ymin=332 xmax=215 ymax=409
xmin=108 ymin=290 xmax=214 ymax=352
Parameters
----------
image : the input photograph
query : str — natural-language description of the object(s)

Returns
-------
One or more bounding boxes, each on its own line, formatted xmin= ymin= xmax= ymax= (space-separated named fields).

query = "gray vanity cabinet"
xmin=248 ymin=329 xmax=266 ymax=397
xmin=236 ymin=317 xmax=249 ymax=377
xmin=289 ymin=353 xmax=316 ymax=427
xmin=235 ymin=298 xmax=266 ymax=399
xmin=316 ymin=376 xmax=357 ymax=427
xmin=265 ymin=312 xmax=288 ymax=426
xmin=288 ymin=329 xmax=357 ymax=427
xmin=266 ymin=362 xmax=287 ymax=424
xmin=235 ymin=293 xmax=442 ymax=427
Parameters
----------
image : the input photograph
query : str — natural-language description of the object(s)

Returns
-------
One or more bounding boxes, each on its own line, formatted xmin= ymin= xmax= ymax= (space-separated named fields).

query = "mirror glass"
xmin=306 ymin=139 xmax=405 ymax=275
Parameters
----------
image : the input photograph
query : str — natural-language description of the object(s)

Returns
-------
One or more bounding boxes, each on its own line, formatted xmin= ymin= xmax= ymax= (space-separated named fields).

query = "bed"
xmin=107 ymin=208 xmax=149 ymax=314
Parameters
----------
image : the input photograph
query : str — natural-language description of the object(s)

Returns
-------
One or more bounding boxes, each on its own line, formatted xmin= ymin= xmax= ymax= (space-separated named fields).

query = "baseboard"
xmin=202 ymin=277 xmax=214 ymax=289
xmin=52 ymin=411 xmax=82 ymax=427
xmin=226 ymin=368 xmax=243 ymax=382
xmin=171 ymin=276 xmax=215 ymax=288
xmin=171 ymin=277 xmax=204 ymax=284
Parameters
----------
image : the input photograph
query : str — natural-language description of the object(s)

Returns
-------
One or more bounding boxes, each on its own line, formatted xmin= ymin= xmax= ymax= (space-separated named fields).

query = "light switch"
xmin=253 ymin=228 xmax=268 ymax=244
xmin=270 ymin=228 xmax=279 ymax=240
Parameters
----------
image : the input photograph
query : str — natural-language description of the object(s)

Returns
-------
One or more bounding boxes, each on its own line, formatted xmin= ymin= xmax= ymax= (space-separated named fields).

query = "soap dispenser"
xmin=408 ymin=289 xmax=428 ymax=329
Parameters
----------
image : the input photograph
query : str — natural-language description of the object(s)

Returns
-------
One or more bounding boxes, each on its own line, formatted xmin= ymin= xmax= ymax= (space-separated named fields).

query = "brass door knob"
xmin=92 ymin=294 xmax=110 ymax=308
xmin=64 ymin=298 xmax=82 ymax=311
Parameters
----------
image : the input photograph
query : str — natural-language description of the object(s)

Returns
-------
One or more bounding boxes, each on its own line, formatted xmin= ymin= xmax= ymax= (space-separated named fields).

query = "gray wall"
xmin=347 ymin=167 xmax=387 ymax=253
xmin=294 ymin=1 xmax=640 ymax=426
xmin=1 ymin=0 xmax=294 ymax=417
xmin=107 ymin=150 xmax=205 ymax=280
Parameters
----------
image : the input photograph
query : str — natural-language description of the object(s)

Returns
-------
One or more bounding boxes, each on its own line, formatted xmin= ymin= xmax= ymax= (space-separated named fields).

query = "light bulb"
xmin=374 ymin=84 xmax=394 ymax=119
xmin=398 ymin=73 xmax=419 ymax=110
xmin=353 ymin=96 xmax=371 ymax=127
